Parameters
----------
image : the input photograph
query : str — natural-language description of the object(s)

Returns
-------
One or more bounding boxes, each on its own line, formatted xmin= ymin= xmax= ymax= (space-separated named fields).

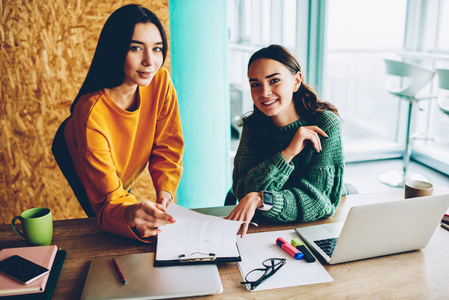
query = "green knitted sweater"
xmin=232 ymin=110 xmax=345 ymax=223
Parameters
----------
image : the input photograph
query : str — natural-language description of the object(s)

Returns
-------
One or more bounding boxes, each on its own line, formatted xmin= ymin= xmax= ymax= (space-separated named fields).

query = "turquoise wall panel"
xmin=169 ymin=0 xmax=230 ymax=208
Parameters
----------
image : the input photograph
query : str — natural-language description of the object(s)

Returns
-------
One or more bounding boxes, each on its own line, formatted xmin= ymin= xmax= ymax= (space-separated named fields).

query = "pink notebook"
xmin=0 ymin=245 xmax=58 ymax=296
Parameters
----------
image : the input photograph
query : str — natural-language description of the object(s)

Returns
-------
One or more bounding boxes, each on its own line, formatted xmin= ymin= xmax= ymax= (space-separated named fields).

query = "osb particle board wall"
xmin=0 ymin=0 xmax=170 ymax=225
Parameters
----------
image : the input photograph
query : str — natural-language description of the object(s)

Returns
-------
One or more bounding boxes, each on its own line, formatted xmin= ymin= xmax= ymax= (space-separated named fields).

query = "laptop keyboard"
xmin=314 ymin=238 xmax=338 ymax=257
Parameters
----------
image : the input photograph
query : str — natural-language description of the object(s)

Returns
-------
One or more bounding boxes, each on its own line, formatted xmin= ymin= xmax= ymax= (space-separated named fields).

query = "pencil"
xmin=112 ymin=258 xmax=127 ymax=285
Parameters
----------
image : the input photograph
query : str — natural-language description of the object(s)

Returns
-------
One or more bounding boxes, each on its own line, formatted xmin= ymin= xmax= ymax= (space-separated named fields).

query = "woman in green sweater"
xmin=226 ymin=45 xmax=345 ymax=236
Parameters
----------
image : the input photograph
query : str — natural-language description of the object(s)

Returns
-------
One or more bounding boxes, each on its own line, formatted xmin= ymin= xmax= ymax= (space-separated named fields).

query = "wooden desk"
xmin=1 ymin=190 xmax=449 ymax=299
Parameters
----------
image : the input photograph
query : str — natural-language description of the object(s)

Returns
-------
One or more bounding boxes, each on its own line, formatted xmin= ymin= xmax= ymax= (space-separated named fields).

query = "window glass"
xmin=437 ymin=0 xmax=449 ymax=50
xmin=282 ymin=0 xmax=297 ymax=49
xmin=323 ymin=0 xmax=407 ymax=156
xmin=326 ymin=0 xmax=406 ymax=50
xmin=413 ymin=59 xmax=449 ymax=168
xmin=228 ymin=0 xmax=449 ymax=172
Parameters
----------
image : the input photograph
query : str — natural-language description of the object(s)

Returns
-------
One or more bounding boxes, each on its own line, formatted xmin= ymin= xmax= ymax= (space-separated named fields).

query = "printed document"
xmin=156 ymin=203 xmax=242 ymax=262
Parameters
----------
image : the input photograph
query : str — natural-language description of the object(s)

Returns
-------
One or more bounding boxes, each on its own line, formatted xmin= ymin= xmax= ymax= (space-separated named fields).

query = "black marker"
xmin=291 ymin=238 xmax=316 ymax=263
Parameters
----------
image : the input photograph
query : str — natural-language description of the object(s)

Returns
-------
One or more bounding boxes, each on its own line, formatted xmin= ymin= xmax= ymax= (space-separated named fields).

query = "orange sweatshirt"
xmin=64 ymin=68 xmax=184 ymax=241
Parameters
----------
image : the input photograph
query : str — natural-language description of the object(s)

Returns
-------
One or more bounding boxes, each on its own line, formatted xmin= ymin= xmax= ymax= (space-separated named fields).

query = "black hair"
xmin=70 ymin=4 xmax=167 ymax=113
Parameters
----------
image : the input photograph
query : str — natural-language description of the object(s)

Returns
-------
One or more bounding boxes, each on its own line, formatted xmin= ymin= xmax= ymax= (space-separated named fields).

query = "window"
xmin=228 ymin=0 xmax=449 ymax=174
xmin=228 ymin=0 xmax=303 ymax=152
xmin=436 ymin=0 xmax=449 ymax=51
xmin=408 ymin=0 xmax=449 ymax=173
xmin=322 ymin=0 xmax=408 ymax=160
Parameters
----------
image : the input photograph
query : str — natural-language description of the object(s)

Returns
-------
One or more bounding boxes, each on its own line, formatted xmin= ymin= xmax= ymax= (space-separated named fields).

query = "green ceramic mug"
xmin=11 ymin=207 xmax=53 ymax=246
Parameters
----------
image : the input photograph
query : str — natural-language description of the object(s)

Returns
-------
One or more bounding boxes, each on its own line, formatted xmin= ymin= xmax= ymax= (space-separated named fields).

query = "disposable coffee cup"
xmin=11 ymin=207 xmax=53 ymax=246
xmin=404 ymin=180 xmax=434 ymax=199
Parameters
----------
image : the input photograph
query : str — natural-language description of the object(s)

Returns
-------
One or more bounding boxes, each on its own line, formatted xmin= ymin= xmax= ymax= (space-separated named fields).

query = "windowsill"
xmin=344 ymin=141 xmax=403 ymax=163
xmin=413 ymin=141 xmax=449 ymax=176
xmin=397 ymin=51 xmax=449 ymax=62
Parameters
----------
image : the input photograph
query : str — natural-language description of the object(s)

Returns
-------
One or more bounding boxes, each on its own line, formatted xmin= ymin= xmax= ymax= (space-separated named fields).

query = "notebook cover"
xmin=0 ymin=245 xmax=58 ymax=296
xmin=1 ymin=250 xmax=66 ymax=300
xmin=81 ymin=252 xmax=223 ymax=300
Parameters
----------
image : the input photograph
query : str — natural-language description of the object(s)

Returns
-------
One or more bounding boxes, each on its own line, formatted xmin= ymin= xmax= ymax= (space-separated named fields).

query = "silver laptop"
xmin=295 ymin=194 xmax=449 ymax=265
xmin=81 ymin=252 xmax=223 ymax=300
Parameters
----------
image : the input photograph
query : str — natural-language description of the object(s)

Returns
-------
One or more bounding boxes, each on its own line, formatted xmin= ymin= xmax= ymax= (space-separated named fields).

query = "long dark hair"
xmin=70 ymin=4 xmax=168 ymax=113
xmin=243 ymin=44 xmax=338 ymax=125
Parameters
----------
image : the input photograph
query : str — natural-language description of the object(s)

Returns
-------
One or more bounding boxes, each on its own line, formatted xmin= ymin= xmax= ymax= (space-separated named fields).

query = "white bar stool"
xmin=378 ymin=59 xmax=435 ymax=187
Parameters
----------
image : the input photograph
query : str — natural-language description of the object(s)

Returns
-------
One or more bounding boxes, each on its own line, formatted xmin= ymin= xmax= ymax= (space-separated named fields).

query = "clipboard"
xmin=153 ymin=203 xmax=243 ymax=266
xmin=154 ymin=247 xmax=242 ymax=267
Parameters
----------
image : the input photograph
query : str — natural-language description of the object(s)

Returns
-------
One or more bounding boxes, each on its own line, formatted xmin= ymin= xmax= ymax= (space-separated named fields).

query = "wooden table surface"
xmin=1 ymin=189 xmax=449 ymax=299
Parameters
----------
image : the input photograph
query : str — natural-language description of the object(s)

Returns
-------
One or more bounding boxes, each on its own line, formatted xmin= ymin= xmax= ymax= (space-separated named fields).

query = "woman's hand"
xmin=156 ymin=190 xmax=173 ymax=208
xmin=125 ymin=201 xmax=175 ymax=237
xmin=281 ymin=125 xmax=328 ymax=163
xmin=225 ymin=192 xmax=263 ymax=237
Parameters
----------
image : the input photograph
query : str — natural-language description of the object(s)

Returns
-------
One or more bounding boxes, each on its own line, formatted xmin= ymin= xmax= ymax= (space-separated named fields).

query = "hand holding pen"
xmin=125 ymin=201 xmax=176 ymax=237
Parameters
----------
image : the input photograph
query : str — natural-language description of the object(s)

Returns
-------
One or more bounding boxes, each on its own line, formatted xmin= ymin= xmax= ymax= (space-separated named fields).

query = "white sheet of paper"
xmin=237 ymin=229 xmax=333 ymax=291
xmin=156 ymin=203 xmax=242 ymax=261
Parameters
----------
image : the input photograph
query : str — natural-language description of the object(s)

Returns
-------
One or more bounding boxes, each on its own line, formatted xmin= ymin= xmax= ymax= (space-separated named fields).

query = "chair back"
xmin=224 ymin=188 xmax=237 ymax=206
xmin=51 ymin=118 xmax=96 ymax=217
xmin=436 ymin=68 xmax=449 ymax=115
xmin=384 ymin=59 xmax=435 ymax=98
xmin=436 ymin=68 xmax=449 ymax=90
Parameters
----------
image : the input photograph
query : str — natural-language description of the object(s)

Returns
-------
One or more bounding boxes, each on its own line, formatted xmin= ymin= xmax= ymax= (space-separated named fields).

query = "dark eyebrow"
xmin=266 ymin=73 xmax=280 ymax=78
xmin=130 ymin=40 xmax=164 ymax=45
xmin=249 ymin=73 xmax=281 ymax=82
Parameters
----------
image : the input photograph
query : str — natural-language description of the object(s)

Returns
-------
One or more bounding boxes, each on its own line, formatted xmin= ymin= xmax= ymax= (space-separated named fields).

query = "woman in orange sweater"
xmin=64 ymin=5 xmax=184 ymax=242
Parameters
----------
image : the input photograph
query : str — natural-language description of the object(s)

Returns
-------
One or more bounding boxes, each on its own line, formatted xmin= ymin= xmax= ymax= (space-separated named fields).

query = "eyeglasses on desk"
xmin=241 ymin=257 xmax=286 ymax=291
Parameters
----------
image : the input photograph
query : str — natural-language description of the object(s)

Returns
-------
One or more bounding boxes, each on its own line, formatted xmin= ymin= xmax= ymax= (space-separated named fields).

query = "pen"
xmin=112 ymin=258 xmax=127 ymax=285
xmin=291 ymin=238 xmax=316 ymax=263
xmin=276 ymin=237 xmax=303 ymax=260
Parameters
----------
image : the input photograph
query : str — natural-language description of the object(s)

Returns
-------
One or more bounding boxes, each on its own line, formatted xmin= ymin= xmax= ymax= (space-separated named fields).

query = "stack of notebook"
xmin=0 ymin=245 xmax=66 ymax=300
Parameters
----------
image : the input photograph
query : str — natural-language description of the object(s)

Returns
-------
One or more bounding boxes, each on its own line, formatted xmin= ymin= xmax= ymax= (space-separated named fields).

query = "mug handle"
xmin=11 ymin=216 xmax=25 ymax=239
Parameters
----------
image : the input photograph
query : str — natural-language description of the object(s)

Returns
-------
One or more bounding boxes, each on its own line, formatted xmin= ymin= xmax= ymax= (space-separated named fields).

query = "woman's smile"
xmin=261 ymin=98 xmax=278 ymax=106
